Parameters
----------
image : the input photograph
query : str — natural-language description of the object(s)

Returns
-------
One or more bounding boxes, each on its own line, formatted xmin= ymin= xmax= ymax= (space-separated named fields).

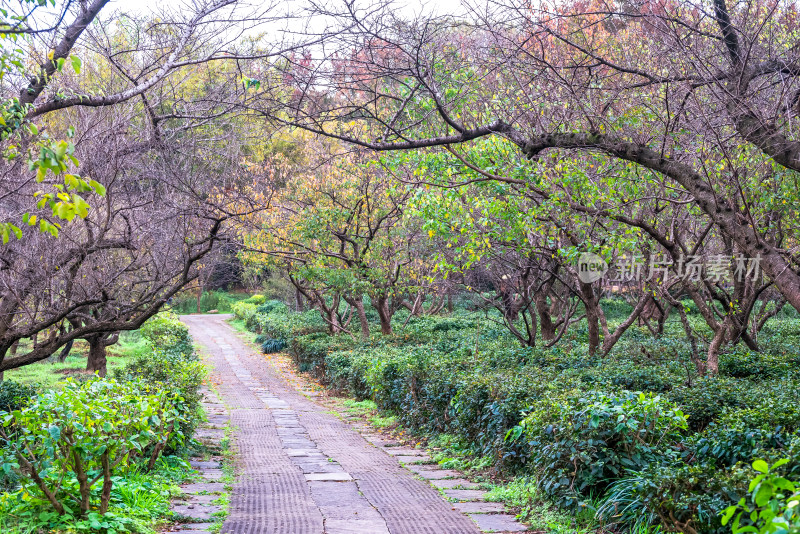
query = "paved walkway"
xmin=182 ymin=314 xmax=525 ymax=534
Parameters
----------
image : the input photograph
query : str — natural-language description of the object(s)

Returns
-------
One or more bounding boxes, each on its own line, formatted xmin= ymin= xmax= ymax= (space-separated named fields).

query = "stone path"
xmin=181 ymin=314 xmax=529 ymax=534
xmin=165 ymin=387 xmax=229 ymax=532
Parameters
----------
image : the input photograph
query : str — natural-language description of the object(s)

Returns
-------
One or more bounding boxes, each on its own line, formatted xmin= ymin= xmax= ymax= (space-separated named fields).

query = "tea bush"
xmin=513 ymin=391 xmax=688 ymax=507
xmin=140 ymin=311 xmax=193 ymax=357
xmin=0 ymin=380 xmax=37 ymax=413
xmin=0 ymin=378 xmax=182 ymax=519
xmin=722 ymin=459 xmax=800 ymax=534
xmin=234 ymin=295 xmax=800 ymax=533
xmin=113 ymin=348 xmax=205 ymax=453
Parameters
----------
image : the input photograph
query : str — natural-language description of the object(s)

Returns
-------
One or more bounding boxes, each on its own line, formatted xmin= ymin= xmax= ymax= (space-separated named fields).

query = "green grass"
xmin=3 ymin=331 xmax=148 ymax=389
xmin=342 ymin=399 xmax=378 ymax=415
xmin=485 ymin=477 xmax=600 ymax=533
xmin=339 ymin=399 xmax=399 ymax=429
xmin=227 ymin=318 xmax=248 ymax=334
xmin=169 ymin=290 xmax=251 ymax=315
xmin=428 ymin=434 xmax=494 ymax=473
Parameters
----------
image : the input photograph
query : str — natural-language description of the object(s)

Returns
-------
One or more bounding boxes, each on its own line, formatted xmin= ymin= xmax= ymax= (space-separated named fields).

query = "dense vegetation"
xmin=5 ymin=0 xmax=800 ymax=532
xmin=0 ymin=313 xmax=206 ymax=533
xmin=235 ymin=299 xmax=800 ymax=533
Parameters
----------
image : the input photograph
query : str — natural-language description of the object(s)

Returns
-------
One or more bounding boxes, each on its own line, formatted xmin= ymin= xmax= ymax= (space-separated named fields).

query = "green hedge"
xmin=315 ymin=313 xmax=800 ymax=533
xmin=230 ymin=297 xmax=800 ymax=533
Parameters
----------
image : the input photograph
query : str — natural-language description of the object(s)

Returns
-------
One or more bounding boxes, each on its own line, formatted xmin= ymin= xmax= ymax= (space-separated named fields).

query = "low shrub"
xmin=722 ymin=459 xmax=800 ymax=534
xmin=289 ymin=332 xmax=355 ymax=376
xmin=232 ymin=301 xmax=259 ymax=329
xmin=244 ymin=294 xmax=266 ymax=305
xmin=601 ymin=462 xmax=751 ymax=534
xmin=719 ymin=349 xmax=799 ymax=380
xmin=140 ymin=311 xmax=193 ymax=357
xmin=263 ymin=305 xmax=800 ymax=533
xmin=0 ymin=378 xmax=182 ymax=521
xmin=256 ymin=300 xmax=287 ymax=314
xmin=262 ymin=339 xmax=287 ymax=354
xmin=513 ymin=391 xmax=688 ymax=507
xmin=113 ymin=348 xmax=205 ymax=452
xmin=256 ymin=309 xmax=327 ymax=341
xmin=0 ymin=380 xmax=37 ymax=413
xmin=667 ymin=377 xmax=750 ymax=431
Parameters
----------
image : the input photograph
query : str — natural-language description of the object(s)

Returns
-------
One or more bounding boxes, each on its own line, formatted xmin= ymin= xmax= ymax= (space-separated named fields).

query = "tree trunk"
xmin=372 ymin=296 xmax=394 ymax=335
xmin=86 ymin=336 xmax=108 ymax=376
xmin=601 ymin=294 xmax=652 ymax=355
xmin=196 ymin=288 xmax=203 ymax=313
xmin=57 ymin=340 xmax=74 ymax=363
xmin=535 ymin=293 xmax=555 ymax=341
xmin=580 ymin=282 xmax=601 ymax=355
xmin=295 ymin=288 xmax=305 ymax=311
xmin=706 ymin=326 xmax=727 ymax=376
xmin=345 ymin=295 xmax=370 ymax=341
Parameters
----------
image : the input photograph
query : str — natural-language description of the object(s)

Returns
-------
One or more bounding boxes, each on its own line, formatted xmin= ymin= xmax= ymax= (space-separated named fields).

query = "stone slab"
xmin=190 ymin=461 xmax=222 ymax=469
xmin=362 ymin=436 xmax=399 ymax=447
xmin=281 ymin=439 xmax=317 ymax=448
xmin=469 ymin=513 xmax=528 ymax=532
xmin=431 ymin=478 xmax=480 ymax=489
xmin=177 ymin=494 xmax=219 ymax=505
xmin=294 ymin=462 xmax=345 ymax=474
xmin=383 ymin=447 xmax=427 ymax=456
xmin=170 ymin=504 xmax=220 ymax=520
xmin=194 ymin=430 xmax=225 ymax=439
xmin=305 ymin=472 xmax=353 ymax=482
xmin=324 ymin=519 xmax=390 ymax=534
xmin=173 ymin=523 xmax=215 ymax=532
xmin=444 ymin=489 xmax=488 ymax=501
xmin=286 ymin=448 xmax=324 ymax=457
xmin=406 ymin=463 xmax=439 ymax=474
xmin=265 ymin=401 xmax=292 ymax=409
xmin=197 ymin=469 xmax=224 ymax=481
xmin=180 ymin=482 xmax=226 ymax=494
xmin=451 ymin=502 xmax=506 ymax=514
xmin=395 ymin=455 xmax=432 ymax=464
xmin=414 ymin=469 xmax=462 ymax=480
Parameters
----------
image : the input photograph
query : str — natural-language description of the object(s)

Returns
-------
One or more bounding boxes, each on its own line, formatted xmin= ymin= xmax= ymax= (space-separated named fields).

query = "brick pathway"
xmin=182 ymin=314 xmax=528 ymax=534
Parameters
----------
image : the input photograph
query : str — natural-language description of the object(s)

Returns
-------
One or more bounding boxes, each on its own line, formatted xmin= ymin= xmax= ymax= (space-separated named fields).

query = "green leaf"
xmin=70 ymin=55 xmax=81 ymax=74
xmin=772 ymin=458 xmax=790 ymax=470
xmin=721 ymin=506 xmax=737 ymax=526
xmin=72 ymin=193 xmax=89 ymax=218
xmin=754 ymin=483 xmax=773 ymax=507
xmin=89 ymin=179 xmax=106 ymax=196
xmin=753 ymin=459 xmax=769 ymax=474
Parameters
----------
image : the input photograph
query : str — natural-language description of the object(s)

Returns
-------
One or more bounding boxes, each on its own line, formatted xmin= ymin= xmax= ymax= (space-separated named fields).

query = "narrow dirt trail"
xmin=182 ymin=314 xmax=486 ymax=534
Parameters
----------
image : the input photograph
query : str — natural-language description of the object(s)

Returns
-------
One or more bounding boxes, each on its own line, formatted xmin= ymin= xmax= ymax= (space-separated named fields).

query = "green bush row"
xmin=231 ymin=295 xmax=800 ymax=532
xmin=297 ymin=312 xmax=799 ymax=534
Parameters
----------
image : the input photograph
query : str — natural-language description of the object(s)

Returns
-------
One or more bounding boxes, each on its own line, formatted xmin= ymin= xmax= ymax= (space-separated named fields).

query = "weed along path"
xmin=182 ymin=314 xmax=528 ymax=534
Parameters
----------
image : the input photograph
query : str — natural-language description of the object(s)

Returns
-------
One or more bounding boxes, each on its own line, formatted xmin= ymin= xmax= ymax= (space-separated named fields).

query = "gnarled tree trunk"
xmin=85 ymin=332 xmax=119 ymax=377
xmin=372 ymin=295 xmax=394 ymax=335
